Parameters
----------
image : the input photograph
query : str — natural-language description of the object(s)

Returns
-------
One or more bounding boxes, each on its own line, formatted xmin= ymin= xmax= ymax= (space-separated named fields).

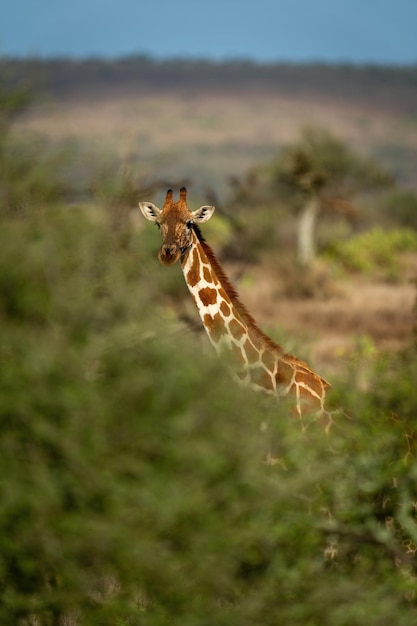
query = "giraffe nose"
xmin=162 ymin=244 xmax=177 ymax=257
xmin=158 ymin=243 xmax=180 ymax=266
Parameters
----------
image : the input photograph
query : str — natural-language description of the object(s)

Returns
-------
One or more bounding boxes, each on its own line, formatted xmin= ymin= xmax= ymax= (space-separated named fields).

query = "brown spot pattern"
xmin=244 ymin=338 xmax=260 ymax=365
xmin=299 ymin=391 xmax=321 ymax=412
xmin=187 ymin=248 xmax=201 ymax=287
xmin=203 ymin=313 xmax=226 ymax=343
xmin=275 ymin=359 xmax=294 ymax=386
xmin=295 ymin=371 xmax=324 ymax=398
xmin=261 ymin=349 xmax=277 ymax=372
xmin=223 ymin=342 xmax=245 ymax=368
xmin=220 ymin=301 xmax=231 ymax=317
xmin=199 ymin=287 xmax=218 ymax=306
xmin=229 ymin=318 xmax=245 ymax=341
xmin=203 ymin=266 xmax=213 ymax=283
xmin=250 ymin=366 xmax=275 ymax=391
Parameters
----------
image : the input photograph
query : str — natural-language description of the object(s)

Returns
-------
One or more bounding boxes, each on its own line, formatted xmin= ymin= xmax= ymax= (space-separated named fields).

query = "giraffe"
xmin=139 ymin=187 xmax=331 ymax=422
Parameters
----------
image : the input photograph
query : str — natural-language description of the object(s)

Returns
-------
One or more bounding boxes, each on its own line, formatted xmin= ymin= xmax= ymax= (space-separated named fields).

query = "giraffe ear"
xmin=139 ymin=202 xmax=161 ymax=222
xmin=191 ymin=205 xmax=215 ymax=223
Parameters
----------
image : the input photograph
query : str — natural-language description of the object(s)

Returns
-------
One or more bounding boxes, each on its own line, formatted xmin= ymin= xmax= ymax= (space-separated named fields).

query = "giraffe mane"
xmin=192 ymin=223 xmax=330 ymax=388
xmin=192 ymin=225 xmax=284 ymax=350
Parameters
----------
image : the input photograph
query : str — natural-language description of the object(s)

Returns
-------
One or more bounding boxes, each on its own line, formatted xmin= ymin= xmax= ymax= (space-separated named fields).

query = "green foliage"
xmin=0 ymin=134 xmax=77 ymax=212
xmin=1 ymin=206 xmax=417 ymax=625
xmin=0 ymin=206 xmax=177 ymax=623
xmin=323 ymin=226 xmax=417 ymax=278
xmin=0 ymin=75 xmax=31 ymax=137
xmin=282 ymin=127 xmax=392 ymax=199
xmin=1 ymin=77 xmax=417 ymax=626
xmin=223 ymin=127 xmax=393 ymax=262
xmin=0 ymin=76 xmax=76 ymax=213
xmin=379 ymin=188 xmax=417 ymax=229
xmin=247 ymin=125 xmax=395 ymax=217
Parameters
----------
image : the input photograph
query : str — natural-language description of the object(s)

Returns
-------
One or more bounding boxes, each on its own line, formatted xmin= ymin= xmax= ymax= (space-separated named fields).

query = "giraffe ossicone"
xmin=139 ymin=187 xmax=331 ymax=421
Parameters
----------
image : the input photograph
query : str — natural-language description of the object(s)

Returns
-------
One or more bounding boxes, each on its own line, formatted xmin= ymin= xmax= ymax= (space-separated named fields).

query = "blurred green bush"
xmin=323 ymin=226 xmax=417 ymax=279
xmin=1 ymin=80 xmax=417 ymax=626
xmin=0 ymin=205 xmax=417 ymax=625
xmin=379 ymin=189 xmax=417 ymax=229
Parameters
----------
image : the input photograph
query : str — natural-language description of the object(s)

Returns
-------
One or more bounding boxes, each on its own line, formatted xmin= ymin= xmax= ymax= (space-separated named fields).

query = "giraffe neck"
xmin=180 ymin=227 xmax=329 ymax=417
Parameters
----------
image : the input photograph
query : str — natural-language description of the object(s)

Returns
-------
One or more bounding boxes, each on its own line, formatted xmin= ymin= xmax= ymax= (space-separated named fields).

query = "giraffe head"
xmin=139 ymin=187 xmax=215 ymax=266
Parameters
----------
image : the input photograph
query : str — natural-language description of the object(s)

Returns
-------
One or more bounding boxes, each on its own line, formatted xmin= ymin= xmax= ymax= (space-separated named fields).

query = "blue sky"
xmin=1 ymin=0 xmax=417 ymax=65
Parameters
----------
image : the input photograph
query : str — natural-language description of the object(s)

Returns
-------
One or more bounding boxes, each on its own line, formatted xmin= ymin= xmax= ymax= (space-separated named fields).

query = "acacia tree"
xmin=269 ymin=127 xmax=392 ymax=265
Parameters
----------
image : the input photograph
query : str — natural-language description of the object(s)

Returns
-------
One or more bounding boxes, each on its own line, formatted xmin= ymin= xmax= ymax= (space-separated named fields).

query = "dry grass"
xmin=16 ymin=88 xmax=417 ymax=195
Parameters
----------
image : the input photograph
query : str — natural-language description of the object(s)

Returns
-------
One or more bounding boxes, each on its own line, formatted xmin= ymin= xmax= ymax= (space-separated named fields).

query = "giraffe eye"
xmin=186 ymin=220 xmax=193 ymax=229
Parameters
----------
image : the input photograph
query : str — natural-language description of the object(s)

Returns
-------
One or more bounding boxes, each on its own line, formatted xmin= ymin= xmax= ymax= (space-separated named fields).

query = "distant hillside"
xmin=4 ymin=57 xmax=417 ymax=195
xmin=3 ymin=56 xmax=417 ymax=115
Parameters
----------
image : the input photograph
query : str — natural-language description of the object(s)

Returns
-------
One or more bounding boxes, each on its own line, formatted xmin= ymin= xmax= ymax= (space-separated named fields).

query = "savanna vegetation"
xmin=1 ymin=69 xmax=417 ymax=625
xmin=3 ymin=57 xmax=417 ymax=111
